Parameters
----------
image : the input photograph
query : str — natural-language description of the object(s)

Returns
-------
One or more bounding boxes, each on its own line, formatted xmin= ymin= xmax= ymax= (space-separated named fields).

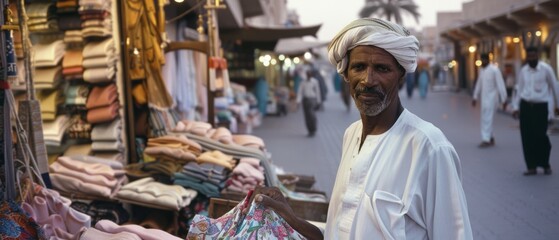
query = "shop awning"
xmin=274 ymin=37 xmax=329 ymax=55
xmin=220 ymin=24 xmax=322 ymax=42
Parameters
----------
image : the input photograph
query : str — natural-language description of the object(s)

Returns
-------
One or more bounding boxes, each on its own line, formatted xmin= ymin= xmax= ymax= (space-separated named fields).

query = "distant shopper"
xmin=472 ymin=53 xmax=507 ymax=148
xmin=512 ymin=47 xmax=559 ymax=176
xmin=416 ymin=64 xmax=430 ymax=98
xmin=255 ymin=18 xmax=472 ymax=239
xmin=296 ymin=70 xmax=321 ymax=137
xmin=405 ymin=72 xmax=415 ymax=98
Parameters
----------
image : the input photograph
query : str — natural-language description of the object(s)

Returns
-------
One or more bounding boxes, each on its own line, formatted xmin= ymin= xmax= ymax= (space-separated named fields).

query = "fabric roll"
xmin=83 ymin=38 xmax=114 ymax=59
xmin=70 ymin=155 xmax=124 ymax=170
xmin=63 ymin=50 xmax=84 ymax=69
xmin=34 ymin=66 xmax=62 ymax=89
xmin=86 ymin=83 xmax=118 ymax=109
xmin=91 ymin=119 xmax=122 ymax=141
xmin=38 ymin=90 xmax=62 ymax=121
xmin=86 ymin=102 xmax=119 ymax=124
xmin=82 ymin=55 xmax=116 ymax=69
xmin=32 ymin=40 xmax=65 ymax=67
xmin=83 ymin=67 xmax=115 ymax=83
xmin=65 ymin=85 xmax=89 ymax=106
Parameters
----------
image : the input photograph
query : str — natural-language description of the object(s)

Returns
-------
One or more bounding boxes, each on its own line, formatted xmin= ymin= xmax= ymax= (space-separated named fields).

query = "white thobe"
xmin=473 ymin=64 xmax=507 ymax=142
xmin=324 ymin=109 xmax=472 ymax=240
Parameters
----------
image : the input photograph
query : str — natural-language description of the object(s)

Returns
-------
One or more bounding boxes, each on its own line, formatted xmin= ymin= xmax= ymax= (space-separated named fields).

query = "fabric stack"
xmin=79 ymin=0 xmax=113 ymax=38
xmin=174 ymin=161 xmax=230 ymax=198
xmin=26 ymin=2 xmax=58 ymax=33
xmin=173 ymin=150 xmax=236 ymax=198
xmin=62 ymin=50 xmax=84 ymax=80
xmin=79 ymin=219 xmax=182 ymax=240
xmin=43 ymin=115 xmax=72 ymax=147
xmin=91 ymin=118 xmax=124 ymax=158
xmin=143 ymin=135 xmax=202 ymax=164
xmin=83 ymin=38 xmax=116 ymax=83
xmin=32 ymin=40 xmax=65 ymax=89
xmin=82 ymin=38 xmax=116 ymax=84
xmin=86 ymin=83 xmax=119 ymax=124
xmin=65 ymin=84 xmax=89 ymax=111
xmin=37 ymin=90 xmax=63 ymax=121
xmin=56 ymin=0 xmax=82 ymax=31
xmin=49 ymin=156 xmax=127 ymax=199
xmin=116 ymin=177 xmax=198 ymax=211
xmin=224 ymin=157 xmax=265 ymax=194
xmin=64 ymin=30 xmax=84 ymax=45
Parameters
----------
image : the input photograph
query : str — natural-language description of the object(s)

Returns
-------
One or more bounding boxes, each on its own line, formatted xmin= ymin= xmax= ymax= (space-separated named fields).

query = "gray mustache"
xmin=355 ymin=85 xmax=385 ymax=98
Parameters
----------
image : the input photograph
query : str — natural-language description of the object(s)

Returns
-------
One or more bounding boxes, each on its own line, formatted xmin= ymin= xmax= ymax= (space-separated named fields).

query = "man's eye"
xmin=377 ymin=65 xmax=389 ymax=72
xmin=351 ymin=64 xmax=365 ymax=71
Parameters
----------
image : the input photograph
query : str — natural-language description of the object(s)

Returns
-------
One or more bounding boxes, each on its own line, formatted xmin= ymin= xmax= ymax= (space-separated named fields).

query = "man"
xmin=512 ymin=47 xmax=559 ymax=176
xmin=472 ymin=53 xmax=508 ymax=148
xmin=296 ymin=69 xmax=322 ymax=137
xmin=253 ymin=18 xmax=472 ymax=239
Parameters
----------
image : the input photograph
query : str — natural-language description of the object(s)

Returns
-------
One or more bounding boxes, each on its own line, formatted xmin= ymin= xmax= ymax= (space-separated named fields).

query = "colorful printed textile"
xmin=187 ymin=198 xmax=306 ymax=239
xmin=0 ymin=200 xmax=46 ymax=240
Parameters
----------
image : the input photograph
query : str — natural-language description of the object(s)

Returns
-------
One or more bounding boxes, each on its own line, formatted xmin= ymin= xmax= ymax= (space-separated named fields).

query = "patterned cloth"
xmin=187 ymin=198 xmax=306 ymax=239
xmin=0 ymin=201 xmax=46 ymax=240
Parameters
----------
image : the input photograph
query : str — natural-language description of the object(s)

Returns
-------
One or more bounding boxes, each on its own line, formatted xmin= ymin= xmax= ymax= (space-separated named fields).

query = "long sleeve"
xmin=424 ymin=145 xmax=473 ymax=240
xmin=296 ymin=81 xmax=304 ymax=103
xmin=494 ymin=68 xmax=508 ymax=103
xmin=512 ymin=67 xmax=525 ymax=111
xmin=314 ymin=79 xmax=322 ymax=103
xmin=473 ymin=71 xmax=482 ymax=100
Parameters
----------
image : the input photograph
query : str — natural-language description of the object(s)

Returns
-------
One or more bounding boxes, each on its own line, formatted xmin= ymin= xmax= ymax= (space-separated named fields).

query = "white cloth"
xmin=296 ymin=77 xmax=321 ymax=104
xmin=512 ymin=61 xmax=559 ymax=110
xmin=328 ymin=18 xmax=419 ymax=74
xmin=473 ymin=64 xmax=507 ymax=142
xmin=325 ymin=109 xmax=472 ymax=240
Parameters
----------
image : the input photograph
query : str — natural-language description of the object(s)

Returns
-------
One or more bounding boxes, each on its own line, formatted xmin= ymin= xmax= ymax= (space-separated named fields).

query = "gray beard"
xmin=355 ymin=97 xmax=390 ymax=116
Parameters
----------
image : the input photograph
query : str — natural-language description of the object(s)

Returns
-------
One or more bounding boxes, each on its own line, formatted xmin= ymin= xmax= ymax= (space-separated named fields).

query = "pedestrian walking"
xmin=472 ymin=53 xmax=508 ymax=148
xmin=405 ymin=72 xmax=415 ymax=98
xmin=512 ymin=47 xmax=559 ymax=176
xmin=254 ymin=18 xmax=472 ymax=240
xmin=416 ymin=63 xmax=430 ymax=98
xmin=296 ymin=70 xmax=321 ymax=137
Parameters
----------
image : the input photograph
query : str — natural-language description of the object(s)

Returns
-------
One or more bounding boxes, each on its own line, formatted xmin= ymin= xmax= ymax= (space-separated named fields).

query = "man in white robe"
xmin=472 ymin=53 xmax=508 ymax=148
xmin=250 ymin=18 xmax=473 ymax=240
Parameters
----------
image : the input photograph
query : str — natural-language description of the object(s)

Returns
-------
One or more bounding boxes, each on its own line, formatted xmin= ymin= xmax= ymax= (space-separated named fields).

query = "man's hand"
xmin=555 ymin=108 xmax=559 ymax=116
xmin=471 ymin=100 xmax=476 ymax=107
xmin=512 ymin=110 xmax=519 ymax=119
xmin=252 ymin=187 xmax=295 ymax=223
xmin=249 ymin=187 xmax=323 ymax=240
xmin=502 ymin=103 xmax=508 ymax=111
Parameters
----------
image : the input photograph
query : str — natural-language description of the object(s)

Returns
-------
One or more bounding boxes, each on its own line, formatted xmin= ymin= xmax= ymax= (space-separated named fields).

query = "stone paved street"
xmin=253 ymin=88 xmax=559 ymax=240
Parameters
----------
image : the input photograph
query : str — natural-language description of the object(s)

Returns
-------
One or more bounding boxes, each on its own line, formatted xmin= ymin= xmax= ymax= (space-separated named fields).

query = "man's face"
xmin=526 ymin=51 xmax=538 ymax=68
xmin=344 ymin=45 xmax=403 ymax=116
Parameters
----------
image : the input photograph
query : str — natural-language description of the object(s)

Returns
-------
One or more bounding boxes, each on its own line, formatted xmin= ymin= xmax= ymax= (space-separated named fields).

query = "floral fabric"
xmin=187 ymin=199 xmax=306 ymax=240
xmin=0 ymin=200 xmax=46 ymax=240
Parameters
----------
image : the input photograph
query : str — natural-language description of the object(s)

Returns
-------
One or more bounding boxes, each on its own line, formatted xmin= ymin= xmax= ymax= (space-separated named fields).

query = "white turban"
xmin=328 ymin=18 xmax=420 ymax=74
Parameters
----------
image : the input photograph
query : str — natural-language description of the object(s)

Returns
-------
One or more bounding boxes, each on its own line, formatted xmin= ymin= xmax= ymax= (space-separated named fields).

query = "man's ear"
xmin=342 ymin=72 xmax=349 ymax=83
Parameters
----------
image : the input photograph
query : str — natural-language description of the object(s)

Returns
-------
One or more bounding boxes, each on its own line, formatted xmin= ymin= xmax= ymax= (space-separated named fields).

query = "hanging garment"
xmin=187 ymin=196 xmax=306 ymax=239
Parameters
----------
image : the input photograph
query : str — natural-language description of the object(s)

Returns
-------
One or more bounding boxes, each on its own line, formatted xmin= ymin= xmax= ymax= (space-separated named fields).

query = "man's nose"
xmin=363 ymin=67 xmax=378 ymax=86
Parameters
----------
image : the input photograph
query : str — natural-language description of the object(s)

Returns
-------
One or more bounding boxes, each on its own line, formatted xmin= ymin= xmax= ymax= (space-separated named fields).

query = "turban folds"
xmin=328 ymin=18 xmax=420 ymax=74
